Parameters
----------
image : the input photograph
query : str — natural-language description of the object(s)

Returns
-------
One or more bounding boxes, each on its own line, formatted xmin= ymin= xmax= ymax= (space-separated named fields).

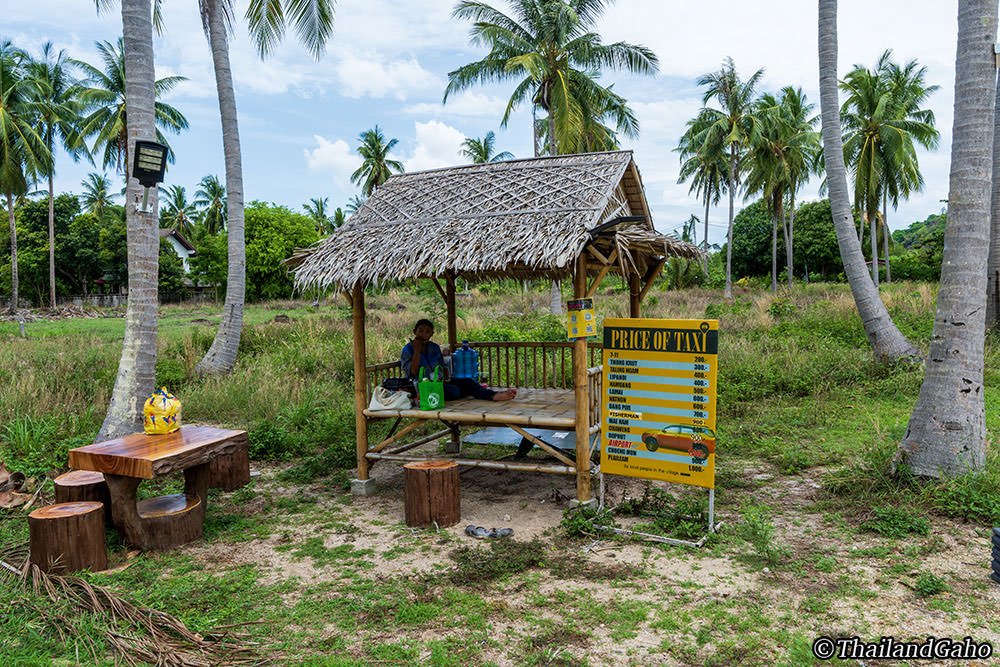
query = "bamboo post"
xmin=444 ymin=273 xmax=461 ymax=452
xmin=351 ymin=282 xmax=374 ymax=495
xmin=445 ymin=273 xmax=457 ymax=351
xmin=573 ymin=254 xmax=592 ymax=503
xmin=629 ymin=273 xmax=641 ymax=318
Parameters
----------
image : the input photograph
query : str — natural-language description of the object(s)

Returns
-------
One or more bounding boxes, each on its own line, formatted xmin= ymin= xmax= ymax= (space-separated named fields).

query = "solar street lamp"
xmin=132 ymin=140 xmax=168 ymax=213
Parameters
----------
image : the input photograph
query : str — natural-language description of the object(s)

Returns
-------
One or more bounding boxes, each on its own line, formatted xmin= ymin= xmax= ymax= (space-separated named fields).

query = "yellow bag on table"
xmin=143 ymin=387 xmax=182 ymax=434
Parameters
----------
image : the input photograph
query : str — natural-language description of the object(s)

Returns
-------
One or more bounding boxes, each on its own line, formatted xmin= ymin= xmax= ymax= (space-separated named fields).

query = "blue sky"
xmin=7 ymin=0 xmax=957 ymax=246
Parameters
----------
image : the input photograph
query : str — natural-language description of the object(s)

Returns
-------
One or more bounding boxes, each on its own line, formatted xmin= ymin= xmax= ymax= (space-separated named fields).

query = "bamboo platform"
xmin=363 ymin=387 xmax=578 ymax=428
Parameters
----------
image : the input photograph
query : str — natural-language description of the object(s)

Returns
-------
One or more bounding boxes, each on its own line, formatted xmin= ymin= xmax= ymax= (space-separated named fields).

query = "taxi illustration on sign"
xmin=641 ymin=424 xmax=716 ymax=465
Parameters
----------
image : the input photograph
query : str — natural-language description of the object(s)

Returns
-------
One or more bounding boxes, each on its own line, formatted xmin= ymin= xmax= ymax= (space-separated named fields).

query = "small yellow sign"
xmin=567 ymin=298 xmax=596 ymax=339
xmin=600 ymin=318 xmax=719 ymax=489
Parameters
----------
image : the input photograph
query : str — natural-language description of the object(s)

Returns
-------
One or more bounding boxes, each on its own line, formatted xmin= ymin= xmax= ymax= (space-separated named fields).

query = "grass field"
xmin=1 ymin=280 xmax=999 ymax=666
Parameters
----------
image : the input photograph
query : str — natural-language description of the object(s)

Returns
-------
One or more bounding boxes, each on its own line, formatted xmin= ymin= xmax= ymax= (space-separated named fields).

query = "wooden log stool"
xmin=403 ymin=460 xmax=460 ymax=529
xmin=130 ymin=493 xmax=203 ymax=550
xmin=207 ymin=432 xmax=251 ymax=491
xmin=28 ymin=502 xmax=108 ymax=574
xmin=54 ymin=470 xmax=112 ymax=524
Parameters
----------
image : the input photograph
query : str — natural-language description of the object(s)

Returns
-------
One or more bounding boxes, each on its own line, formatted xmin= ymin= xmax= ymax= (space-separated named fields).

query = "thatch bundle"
xmin=287 ymin=151 xmax=701 ymax=291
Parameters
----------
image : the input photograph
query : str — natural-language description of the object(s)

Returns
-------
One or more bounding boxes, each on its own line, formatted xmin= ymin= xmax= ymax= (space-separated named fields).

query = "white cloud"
xmin=404 ymin=91 xmax=508 ymax=118
xmin=404 ymin=120 xmax=467 ymax=172
xmin=303 ymin=136 xmax=358 ymax=187
xmin=335 ymin=52 xmax=440 ymax=100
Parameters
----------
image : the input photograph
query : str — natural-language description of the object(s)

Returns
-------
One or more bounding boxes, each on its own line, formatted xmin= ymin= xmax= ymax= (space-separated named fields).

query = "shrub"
xmin=736 ymin=503 xmax=788 ymax=567
xmin=913 ymin=573 xmax=947 ymax=597
xmin=862 ymin=505 xmax=930 ymax=538
xmin=247 ymin=421 xmax=305 ymax=461
xmin=560 ymin=504 xmax=617 ymax=538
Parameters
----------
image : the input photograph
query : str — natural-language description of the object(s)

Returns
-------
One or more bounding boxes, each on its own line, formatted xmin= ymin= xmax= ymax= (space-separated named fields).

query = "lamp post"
xmin=131 ymin=140 xmax=168 ymax=213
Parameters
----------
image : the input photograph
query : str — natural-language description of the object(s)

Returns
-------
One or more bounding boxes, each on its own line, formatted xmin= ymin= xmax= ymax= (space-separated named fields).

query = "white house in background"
xmin=159 ymin=228 xmax=196 ymax=273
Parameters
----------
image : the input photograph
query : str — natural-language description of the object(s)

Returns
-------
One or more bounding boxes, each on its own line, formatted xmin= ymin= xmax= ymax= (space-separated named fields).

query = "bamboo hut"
xmin=287 ymin=150 xmax=701 ymax=503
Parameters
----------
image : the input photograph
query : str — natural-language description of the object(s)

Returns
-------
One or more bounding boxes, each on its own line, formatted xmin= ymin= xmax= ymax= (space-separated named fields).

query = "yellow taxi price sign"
xmin=600 ymin=318 xmax=719 ymax=489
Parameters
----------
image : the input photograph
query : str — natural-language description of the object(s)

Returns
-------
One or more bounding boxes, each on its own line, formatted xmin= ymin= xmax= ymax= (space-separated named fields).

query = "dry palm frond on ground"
xmin=1 ymin=541 xmax=271 ymax=666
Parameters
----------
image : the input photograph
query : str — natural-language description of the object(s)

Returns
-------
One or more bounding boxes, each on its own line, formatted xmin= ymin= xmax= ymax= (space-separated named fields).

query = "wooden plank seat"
xmin=68 ymin=426 xmax=247 ymax=551
xmin=29 ymin=501 xmax=107 ymax=574
xmin=363 ymin=387 xmax=578 ymax=428
xmin=53 ymin=470 xmax=112 ymax=523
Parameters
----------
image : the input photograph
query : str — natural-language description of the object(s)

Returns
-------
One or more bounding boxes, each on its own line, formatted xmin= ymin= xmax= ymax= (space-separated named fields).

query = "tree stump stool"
xmin=208 ymin=433 xmax=251 ymax=491
xmin=403 ymin=460 xmax=460 ymax=529
xmin=29 ymin=502 xmax=108 ymax=574
xmin=54 ymin=470 xmax=112 ymax=524
xmin=131 ymin=493 xmax=204 ymax=550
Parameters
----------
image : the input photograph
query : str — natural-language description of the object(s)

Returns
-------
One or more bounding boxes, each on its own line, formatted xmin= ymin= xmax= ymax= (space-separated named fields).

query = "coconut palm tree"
xmin=901 ymin=0 xmax=994 ymax=477
xmin=460 ymin=131 xmax=514 ymax=163
xmin=695 ymin=57 xmax=764 ymax=299
xmin=194 ymin=0 xmax=334 ymax=376
xmin=747 ymin=87 xmax=820 ymax=291
xmin=303 ymin=196 xmax=334 ymax=234
xmin=332 ymin=207 xmax=345 ymax=228
xmin=746 ymin=93 xmax=788 ymax=293
xmin=0 ymin=41 xmax=51 ymax=313
xmin=345 ymin=194 xmax=366 ymax=216
xmin=878 ymin=56 xmax=940 ymax=283
xmin=97 ymin=0 xmax=163 ymax=440
xmin=160 ymin=184 xmax=197 ymax=236
xmin=80 ymin=172 xmax=115 ymax=217
xmin=351 ymin=126 xmax=403 ymax=196
xmin=28 ymin=42 xmax=89 ymax=309
xmin=194 ymin=174 xmax=226 ymax=235
xmin=840 ymin=51 xmax=939 ymax=286
xmin=676 ymin=109 xmax=727 ymax=252
xmin=444 ymin=0 xmax=657 ymax=156
xmin=73 ymin=37 xmax=188 ymax=173
xmin=988 ymin=66 xmax=1000 ymax=325
xmin=818 ymin=0 xmax=919 ymax=363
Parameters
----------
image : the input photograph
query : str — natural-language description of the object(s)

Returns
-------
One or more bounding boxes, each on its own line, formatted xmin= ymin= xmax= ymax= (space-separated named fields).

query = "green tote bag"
xmin=418 ymin=367 xmax=445 ymax=410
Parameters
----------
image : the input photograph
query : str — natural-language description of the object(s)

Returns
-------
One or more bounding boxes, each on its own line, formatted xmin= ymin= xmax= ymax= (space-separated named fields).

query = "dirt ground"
xmin=178 ymin=447 xmax=1000 ymax=667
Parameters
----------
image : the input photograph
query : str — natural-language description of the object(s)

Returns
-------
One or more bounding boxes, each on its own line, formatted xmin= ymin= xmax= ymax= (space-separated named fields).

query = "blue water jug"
xmin=453 ymin=340 xmax=479 ymax=380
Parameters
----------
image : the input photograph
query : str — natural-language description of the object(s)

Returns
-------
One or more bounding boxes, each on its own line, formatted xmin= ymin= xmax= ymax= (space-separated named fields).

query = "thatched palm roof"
xmin=287 ymin=150 xmax=701 ymax=290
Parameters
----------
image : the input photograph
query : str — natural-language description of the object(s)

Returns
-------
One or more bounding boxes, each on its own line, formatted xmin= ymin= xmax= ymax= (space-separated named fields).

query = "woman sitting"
xmin=401 ymin=319 xmax=516 ymax=402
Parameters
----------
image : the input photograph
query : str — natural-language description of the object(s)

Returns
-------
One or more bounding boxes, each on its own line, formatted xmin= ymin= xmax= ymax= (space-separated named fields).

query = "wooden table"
xmin=69 ymin=426 xmax=249 ymax=550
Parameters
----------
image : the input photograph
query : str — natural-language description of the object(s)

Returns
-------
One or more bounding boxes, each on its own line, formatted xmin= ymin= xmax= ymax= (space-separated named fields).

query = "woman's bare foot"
xmin=492 ymin=389 xmax=516 ymax=401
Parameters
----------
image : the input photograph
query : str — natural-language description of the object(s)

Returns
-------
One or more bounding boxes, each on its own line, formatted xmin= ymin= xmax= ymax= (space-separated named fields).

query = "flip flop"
xmin=465 ymin=525 xmax=489 ymax=539
xmin=495 ymin=528 xmax=514 ymax=538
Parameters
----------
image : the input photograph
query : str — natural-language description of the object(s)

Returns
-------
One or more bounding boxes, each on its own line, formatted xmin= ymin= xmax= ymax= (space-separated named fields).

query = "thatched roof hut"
xmin=287 ymin=150 xmax=700 ymax=291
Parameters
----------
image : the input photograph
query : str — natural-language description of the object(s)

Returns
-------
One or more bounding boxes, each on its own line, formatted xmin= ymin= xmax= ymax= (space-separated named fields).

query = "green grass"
xmin=2 ymin=281 xmax=1000 ymax=665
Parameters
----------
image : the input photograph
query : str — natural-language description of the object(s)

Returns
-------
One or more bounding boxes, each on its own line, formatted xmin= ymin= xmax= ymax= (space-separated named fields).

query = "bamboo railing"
xmin=364 ymin=341 xmax=603 ymax=399
xmin=587 ymin=365 xmax=603 ymax=430
xmin=467 ymin=341 xmax=602 ymax=389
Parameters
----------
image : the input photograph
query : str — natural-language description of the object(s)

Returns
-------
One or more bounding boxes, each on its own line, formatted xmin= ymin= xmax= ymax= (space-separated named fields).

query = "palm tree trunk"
xmin=869 ymin=202 xmax=879 ymax=286
xmin=549 ymin=280 xmax=562 ymax=314
xmin=818 ymin=0 xmax=919 ymax=363
xmin=703 ymin=184 xmax=710 ymax=251
xmin=883 ymin=191 xmax=891 ymax=283
xmin=48 ymin=173 xmax=56 ymax=309
xmin=770 ymin=213 xmax=777 ymax=293
xmin=901 ymin=0 xmax=995 ymax=477
xmin=6 ymin=191 xmax=16 ymax=313
xmin=548 ymin=103 xmax=556 ymax=156
xmin=724 ymin=145 xmax=735 ymax=299
xmin=987 ymin=64 xmax=1000 ymax=325
xmin=97 ymin=0 xmax=160 ymax=441
xmin=196 ymin=0 xmax=246 ymax=375
xmin=786 ymin=189 xmax=795 ymax=287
